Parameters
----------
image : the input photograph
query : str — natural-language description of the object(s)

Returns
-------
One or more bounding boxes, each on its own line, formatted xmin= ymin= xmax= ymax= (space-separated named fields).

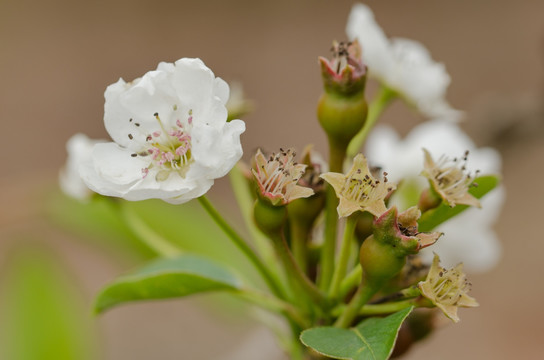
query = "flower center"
xmin=128 ymin=110 xmax=194 ymax=181
xmin=430 ymin=267 xmax=471 ymax=306
xmin=433 ymin=150 xmax=479 ymax=199
xmin=340 ymin=169 xmax=392 ymax=203
xmin=260 ymin=148 xmax=299 ymax=196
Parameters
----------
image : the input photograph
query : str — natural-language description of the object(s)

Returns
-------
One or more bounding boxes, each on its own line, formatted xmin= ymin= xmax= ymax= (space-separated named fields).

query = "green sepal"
xmin=300 ymin=306 xmax=414 ymax=360
xmin=94 ymin=254 xmax=242 ymax=314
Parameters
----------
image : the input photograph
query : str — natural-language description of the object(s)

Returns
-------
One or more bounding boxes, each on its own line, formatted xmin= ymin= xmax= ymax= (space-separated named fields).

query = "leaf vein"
xmin=353 ymin=328 xmax=376 ymax=360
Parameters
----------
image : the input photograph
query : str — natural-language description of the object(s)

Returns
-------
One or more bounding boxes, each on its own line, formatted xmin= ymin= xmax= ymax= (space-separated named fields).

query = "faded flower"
xmin=321 ymin=153 xmax=395 ymax=217
xmin=252 ymin=148 xmax=314 ymax=206
xmin=421 ymin=148 xmax=481 ymax=208
xmin=373 ymin=206 xmax=442 ymax=254
xmin=418 ymin=254 xmax=478 ymax=323
xmin=319 ymin=40 xmax=367 ymax=95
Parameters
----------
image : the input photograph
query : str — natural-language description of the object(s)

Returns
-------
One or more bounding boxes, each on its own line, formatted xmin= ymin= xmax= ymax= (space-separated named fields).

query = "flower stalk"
xmin=118 ymin=201 xmax=182 ymax=258
xmin=198 ymin=196 xmax=286 ymax=299
xmin=328 ymin=214 xmax=359 ymax=298
xmin=254 ymin=198 xmax=328 ymax=309
xmin=347 ymin=85 xmax=396 ymax=157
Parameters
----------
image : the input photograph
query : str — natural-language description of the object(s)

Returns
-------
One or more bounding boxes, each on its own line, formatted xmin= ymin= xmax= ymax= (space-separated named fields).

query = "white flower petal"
xmin=191 ymin=119 xmax=244 ymax=178
xmin=104 ymin=75 xmax=177 ymax=150
xmin=214 ymin=77 xmax=230 ymax=105
xmin=80 ymin=143 xmax=147 ymax=196
xmin=346 ymin=3 xmax=394 ymax=79
xmin=172 ymin=58 xmax=215 ymax=107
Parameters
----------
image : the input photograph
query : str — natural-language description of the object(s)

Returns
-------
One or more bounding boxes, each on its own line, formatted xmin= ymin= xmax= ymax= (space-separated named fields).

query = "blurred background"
xmin=1 ymin=0 xmax=543 ymax=359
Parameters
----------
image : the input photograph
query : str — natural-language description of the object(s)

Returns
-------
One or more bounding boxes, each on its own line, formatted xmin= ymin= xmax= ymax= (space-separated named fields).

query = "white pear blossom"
xmin=346 ymin=3 xmax=462 ymax=121
xmin=79 ymin=58 xmax=245 ymax=204
xmin=365 ymin=121 xmax=504 ymax=272
xmin=59 ymin=133 xmax=104 ymax=201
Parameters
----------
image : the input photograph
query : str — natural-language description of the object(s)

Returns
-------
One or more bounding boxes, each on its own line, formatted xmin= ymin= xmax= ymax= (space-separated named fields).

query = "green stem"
xmin=334 ymin=282 xmax=379 ymax=328
xmin=228 ymin=166 xmax=276 ymax=265
xmin=338 ymin=264 xmax=362 ymax=300
xmin=290 ymin=220 xmax=310 ymax=275
xmin=198 ymin=196 xmax=286 ymax=299
xmin=318 ymin=142 xmax=345 ymax=291
xmin=347 ymin=86 xmax=396 ymax=157
xmin=119 ymin=203 xmax=181 ymax=258
xmin=332 ymin=298 xmax=418 ymax=317
xmin=234 ymin=289 xmax=309 ymax=329
xmin=328 ymin=215 xmax=358 ymax=298
xmin=271 ymin=231 xmax=328 ymax=308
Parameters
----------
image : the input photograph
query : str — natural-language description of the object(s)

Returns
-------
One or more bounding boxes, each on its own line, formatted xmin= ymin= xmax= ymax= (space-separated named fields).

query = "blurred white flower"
xmin=346 ymin=3 xmax=461 ymax=121
xmin=59 ymin=133 xmax=103 ymax=201
xmin=80 ymin=58 xmax=245 ymax=204
xmin=365 ymin=121 xmax=504 ymax=272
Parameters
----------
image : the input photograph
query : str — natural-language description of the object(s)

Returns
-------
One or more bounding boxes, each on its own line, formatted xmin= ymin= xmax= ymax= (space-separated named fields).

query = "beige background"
xmin=1 ymin=0 xmax=543 ymax=359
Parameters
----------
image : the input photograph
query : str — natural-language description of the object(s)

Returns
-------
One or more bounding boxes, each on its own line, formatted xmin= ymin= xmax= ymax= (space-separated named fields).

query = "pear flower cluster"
xmin=58 ymin=3 xmax=502 ymax=358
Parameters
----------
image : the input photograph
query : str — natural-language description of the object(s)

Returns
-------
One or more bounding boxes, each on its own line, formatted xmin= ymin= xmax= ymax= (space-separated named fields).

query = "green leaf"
xmin=300 ymin=307 xmax=413 ymax=360
xmin=418 ymin=175 xmax=500 ymax=232
xmin=0 ymin=244 xmax=99 ymax=360
xmin=95 ymin=254 xmax=242 ymax=313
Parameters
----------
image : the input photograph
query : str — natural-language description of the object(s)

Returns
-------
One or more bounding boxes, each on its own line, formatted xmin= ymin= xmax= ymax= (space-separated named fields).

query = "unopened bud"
xmin=318 ymin=41 xmax=368 ymax=148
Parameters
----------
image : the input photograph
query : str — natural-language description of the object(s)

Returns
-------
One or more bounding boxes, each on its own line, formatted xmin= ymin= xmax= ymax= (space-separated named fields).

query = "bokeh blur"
xmin=1 ymin=0 xmax=543 ymax=359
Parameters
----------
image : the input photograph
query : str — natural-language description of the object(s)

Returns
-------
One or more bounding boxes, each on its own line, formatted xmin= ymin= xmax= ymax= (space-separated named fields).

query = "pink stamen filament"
xmin=139 ymin=116 xmax=193 ymax=178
